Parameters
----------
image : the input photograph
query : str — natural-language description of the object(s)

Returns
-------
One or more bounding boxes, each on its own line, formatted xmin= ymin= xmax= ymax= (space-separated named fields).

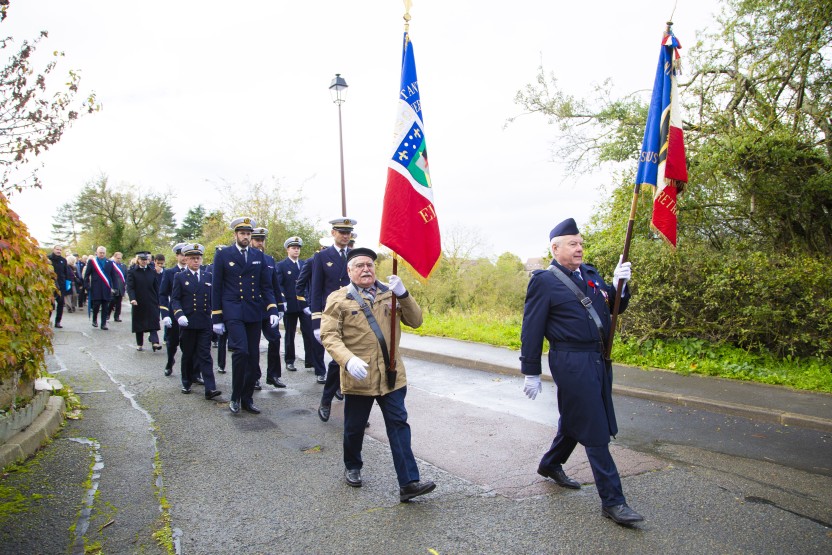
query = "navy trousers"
xmin=539 ymin=421 xmax=625 ymax=507
xmin=321 ymin=359 xmax=341 ymax=405
xmin=226 ymin=320 xmax=262 ymax=404
xmin=164 ymin=319 xmax=181 ymax=370
xmin=343 ymin=386 xmax=420 ymax=487
xmin=180 ymin=327 xmax=216 ymax=390
xmin=259 ymin=318 xmax=282 ymax=381
xmin=283 ymin=311 xmax=314 ymax=365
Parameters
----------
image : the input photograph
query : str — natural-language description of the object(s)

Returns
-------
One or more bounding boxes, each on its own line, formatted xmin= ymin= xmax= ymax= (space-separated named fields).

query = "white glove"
xmin=523 ymin=375 xmax=542 ymax=400
xmin=612 ymin=255 xmax=632 ymax=290
xmin=162 ymin=316 xmax=172 ymax=328
xmin=212 ymin=323 xmax=226 ymax=335
xmin=303 ymin=307 xmax=311 ymax=316
xmin=281 ymin=303 xmax=287 ymax=312
xmin=387 ymin=275 xmax=406 ymax=297
xmin=346 ymin=356 xmax=368 ymax=380
xmin=314 ymin=328 xmax=322 ymax=344
xmin=269 ymin=314 xmax=279 ymax=328
xmin=177 ymin=315 xmax=189 ymax=327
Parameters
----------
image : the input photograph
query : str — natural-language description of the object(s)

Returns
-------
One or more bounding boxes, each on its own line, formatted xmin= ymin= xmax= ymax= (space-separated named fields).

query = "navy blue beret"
xmin=549 ymin=218 xmax=580 ymax=240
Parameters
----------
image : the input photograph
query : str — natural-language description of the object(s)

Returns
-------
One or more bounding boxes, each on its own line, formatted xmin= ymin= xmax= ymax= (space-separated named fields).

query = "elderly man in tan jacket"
xmin=321 ymin=247 xmax=436 ymax=502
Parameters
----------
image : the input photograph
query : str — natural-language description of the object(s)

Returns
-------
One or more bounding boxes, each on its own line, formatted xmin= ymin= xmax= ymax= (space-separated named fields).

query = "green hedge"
xmin=0 ymin=193 xmax=54 ymax=392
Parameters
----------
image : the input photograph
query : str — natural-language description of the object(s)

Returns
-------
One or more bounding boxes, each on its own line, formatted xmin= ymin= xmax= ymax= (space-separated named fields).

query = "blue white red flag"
xmin=635 ymin=27 xmax=688 ymax=247
xmin=379 ymin=31 xmax=441 ymax=278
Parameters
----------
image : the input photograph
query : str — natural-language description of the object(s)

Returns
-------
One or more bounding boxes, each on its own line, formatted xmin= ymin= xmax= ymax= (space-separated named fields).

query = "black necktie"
xmin=241 ymin=248 xmax=247 ymax=263
xmin=572 ymin=270 xmax=582 ymax=281
xmin=340 ymin=249 xmax=346 ymax=261
xmin=195 ymin=271 xmax=199 ymax=283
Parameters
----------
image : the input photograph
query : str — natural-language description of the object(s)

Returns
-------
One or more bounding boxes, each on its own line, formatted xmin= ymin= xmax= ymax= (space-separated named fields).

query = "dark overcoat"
xmin=83 ymin=257 xmax=116 ymax=302
xmin=309 ymin=246 xmax=350 ymax=330
xmin=276 ymin=257 xmax=308 ymax=313
xmin=520 ymin=261 xmax=629 ymax=446
xmin=127 ymin=265 xmax=161 ymax=333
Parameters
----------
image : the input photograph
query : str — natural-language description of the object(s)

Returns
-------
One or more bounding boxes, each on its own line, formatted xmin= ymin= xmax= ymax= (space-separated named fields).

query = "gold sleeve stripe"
xmin=174 ymin=309 xmax=182 ymax=315
xmin=211 ymin=310 xmax=223 ymax=315
xmin=296 ymin=296 xmax=306 ymax=301
xmin=266 ymin=304 xmax=277 ymax=310
xmin=159 ymin=305 xmax=168 ymax=311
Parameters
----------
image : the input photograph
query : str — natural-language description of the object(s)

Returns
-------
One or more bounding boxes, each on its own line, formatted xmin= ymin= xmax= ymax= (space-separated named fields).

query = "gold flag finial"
xmin=403 ymin=0 xmax=412 ymax=32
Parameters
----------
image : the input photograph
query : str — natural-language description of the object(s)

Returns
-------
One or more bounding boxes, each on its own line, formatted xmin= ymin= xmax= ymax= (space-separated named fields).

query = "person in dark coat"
xmin=83 ymin=246 xmax=117 ymax=330
xmin=171 ymin=243 xmax=221 ymax=399
xmin=276 ymin=236 xmax=315 ymax=374
xmin=211 ymin=217 xmax=280 ymax=415
xmin=110 ymin=252 xmax=127 ymax=322
xmin=312 ymin=218 xmax=357 ymax=418
xmin=250 ymin=227 xmax=286 ymax=389
xmin=520 ymin=218 xmax=641 ymax=526
xmin=47 ymin=245 xmax=68 ymax=328
xmin=159 ymin=244 xmax=188 ymax=375
xmin=76 ymin=255 xmax=88 ymax=308
xmin=126 ymin=251 xmax=162 ymax=351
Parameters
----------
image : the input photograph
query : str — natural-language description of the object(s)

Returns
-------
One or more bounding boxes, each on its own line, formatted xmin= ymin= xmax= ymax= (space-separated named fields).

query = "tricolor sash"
xmin=112 ymin=263 xmax=125 ymax=284
xmin=92 ymin=257 xmax=111 ymax=288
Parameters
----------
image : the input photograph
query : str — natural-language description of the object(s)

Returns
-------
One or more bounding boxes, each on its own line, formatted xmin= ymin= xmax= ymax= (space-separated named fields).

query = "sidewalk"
xmin=400 ymin=333 xmax=832 ymax=433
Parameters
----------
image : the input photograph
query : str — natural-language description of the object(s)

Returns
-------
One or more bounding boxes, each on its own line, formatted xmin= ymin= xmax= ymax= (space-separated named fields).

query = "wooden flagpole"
xmin=605 ymin=185 xmax=639 ymax=360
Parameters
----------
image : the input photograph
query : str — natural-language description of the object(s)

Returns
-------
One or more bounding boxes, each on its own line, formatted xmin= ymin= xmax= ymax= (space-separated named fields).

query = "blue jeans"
xmin=343 ymin=386 xmax=420 ymax=487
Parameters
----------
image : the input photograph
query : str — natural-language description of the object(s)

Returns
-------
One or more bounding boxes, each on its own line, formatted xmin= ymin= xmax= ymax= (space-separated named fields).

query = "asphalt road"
xmin=1 ymin=308 xmax=831 ymax=554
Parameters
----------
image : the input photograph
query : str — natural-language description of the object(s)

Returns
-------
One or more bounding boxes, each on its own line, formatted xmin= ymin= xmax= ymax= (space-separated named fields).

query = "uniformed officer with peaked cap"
xmin=212 ymin=217 xmax=280 ymax=414
xmin=520 ymin=217 xmax=642 ymax=525
xmin=159 ymin=242 xmax=190 ymax=376
xmin=250 ymin=227 xmax=286 ymax=389
xmin=310 ymin=217 xmax=358 ymax=421
xmin=171 ymin=243 xmax=221 ymax=399
xmin=277 ymin=235 xmax=314 ymax=374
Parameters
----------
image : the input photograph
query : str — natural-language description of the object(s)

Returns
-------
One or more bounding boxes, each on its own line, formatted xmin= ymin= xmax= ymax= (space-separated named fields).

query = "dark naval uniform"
xmin=171 ymin=263 xmax=218 ymax=395
xmin=159 ymin=257 xmax=187 ymax=373
xmin=295 ymin=255 xmax=320 ymax=374
xmin=212 ymin=238 xmax=279 ymax=408
xmin=311 ymin=243 xmax=351 ymax=403
xmin=110 ymin=261 xmax=127 ymax=322
xmin=277 ymin=255 xmax=314 ymax=371
xmin=258 ymin=247 xmax=285 ymax=386
xmin=520 ymin=259 xmax=630 ymax=508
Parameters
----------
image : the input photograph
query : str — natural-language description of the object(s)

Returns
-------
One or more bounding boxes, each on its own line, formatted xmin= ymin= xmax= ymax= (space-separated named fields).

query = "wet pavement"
xmin=1 ymin=306 xmax=831 ymax=554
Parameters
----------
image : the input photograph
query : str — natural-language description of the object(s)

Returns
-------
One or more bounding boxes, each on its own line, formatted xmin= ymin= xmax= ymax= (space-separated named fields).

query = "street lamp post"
xmin=329 ymin=73 xmax=349 ymax=217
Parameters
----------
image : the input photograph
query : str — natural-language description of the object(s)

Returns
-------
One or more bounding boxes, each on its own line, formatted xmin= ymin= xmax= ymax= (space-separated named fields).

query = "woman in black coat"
xmin=126 ymin=252 xmax=162 ymax=351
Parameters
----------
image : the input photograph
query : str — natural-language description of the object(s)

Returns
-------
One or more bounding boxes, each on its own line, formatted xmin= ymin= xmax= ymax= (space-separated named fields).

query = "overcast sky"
xmin=5 ymin=0 xmax=720 ymax=261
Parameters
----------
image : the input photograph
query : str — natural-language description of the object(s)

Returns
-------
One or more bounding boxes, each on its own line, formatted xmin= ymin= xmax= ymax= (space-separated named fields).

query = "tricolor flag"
xmin=379 ymin=31 xmax=441 ymax=278
xmin=635 ymin=27 xmax=688 ymax=248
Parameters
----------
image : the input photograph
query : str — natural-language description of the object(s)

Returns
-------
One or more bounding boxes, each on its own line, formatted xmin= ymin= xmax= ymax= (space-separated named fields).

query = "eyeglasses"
xmin=351 ymin=262 xmax=375 ymax=270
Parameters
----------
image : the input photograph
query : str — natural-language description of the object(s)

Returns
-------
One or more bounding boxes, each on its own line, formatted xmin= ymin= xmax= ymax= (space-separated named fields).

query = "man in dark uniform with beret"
xmin=159 ymin=243 xmax=188 ymax=376
xmin=171 ymin=243 xmax=221 ymax=400
xmin=311 ymin=217 xmax=357 ymax=421
xmin=276 ymin=236 xmax=315 ymax=375
xmin=520 ymin=217 xmax=643 ymax=525
xmin=212 ymin=217 xmax=280 ymax=414
xmin=250 ymin=227 xmax=286 ymax=389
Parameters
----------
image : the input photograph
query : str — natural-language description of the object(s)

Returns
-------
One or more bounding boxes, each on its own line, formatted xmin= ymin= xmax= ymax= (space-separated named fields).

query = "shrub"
xmin=0 ymin=193 xmax=54 ymax=408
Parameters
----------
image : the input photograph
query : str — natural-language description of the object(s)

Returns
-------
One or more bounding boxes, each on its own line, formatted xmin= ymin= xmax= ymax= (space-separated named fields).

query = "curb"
xmin=401 ymin=346 xmax=832 ymax=434
xmin=0 ymin=395 xmax=66 ymax=470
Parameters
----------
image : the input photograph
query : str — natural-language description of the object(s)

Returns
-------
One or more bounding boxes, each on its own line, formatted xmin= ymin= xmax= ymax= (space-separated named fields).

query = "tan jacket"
xmin=321 ymin=282 xmax=423 ymax=396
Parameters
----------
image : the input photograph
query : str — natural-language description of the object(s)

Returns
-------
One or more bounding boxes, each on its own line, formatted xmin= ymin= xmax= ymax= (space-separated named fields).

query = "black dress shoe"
xmin=164 ymin=368 xmax=173 ymax=377
xmin=304 ymin=361 xmax=313 ymax=368
xmin=152 ymin=344 xmax=162 ymax=352
xmin=602 ymin=504 xmax=644 ymax=525
xmin=92 ymin=321 xmax=98 ymax=328
xmin=193 ymin=376 xmax=205 ymax=385
xmin=318 ymin=404 xmax=331 ymax=422
xmin=136 ymin=346 xmax=144 ymax=351
xmin=334 ymin=389 xmax=344 ymax=401
xmin=217 ymin=368 xmax=226 ymax=374
xmin=537 ymin=467 xmax=581 ymax=489
xmin=181 ymin=387 xmax=191 ymax=394
xmin=54 ymin=323 xmax=63 ymax=328
xmin=266 ymin=377 xmax=286 ymax=388
xmin=399 ymin=480 xmax=436 ymax=502
xmin=114 ymin=318 xmax=122 ymax=322
xmin=242 ymin=402 xmax=261 ymax=414
xmin=253 ymin=380 xmax=262 ymax=391
xmin=345 ymin=468 xmax=362 ymax=487
xmin=205 ymin=390 xmax=222 ymax=400
xmin=229 ymin=400 xmax=240 ymax=414
xmin=286 ymin=363 xmax=297 ymax=372
xmin=316 ymin=375 xmax=326 ymax=384
xmin=100 ymin=324 xmax=109 ymax=330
